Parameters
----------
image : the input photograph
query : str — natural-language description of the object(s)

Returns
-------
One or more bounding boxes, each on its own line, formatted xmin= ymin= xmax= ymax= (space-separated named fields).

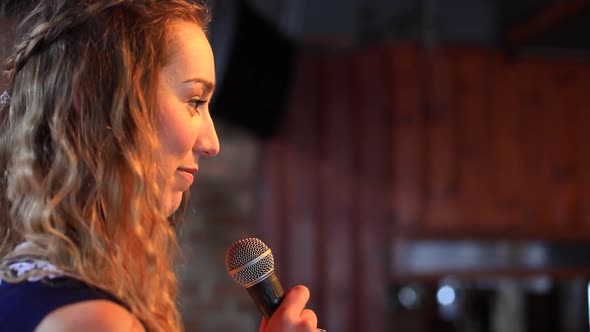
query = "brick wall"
xmin=177 ymin=121 xmax=262 ymax=331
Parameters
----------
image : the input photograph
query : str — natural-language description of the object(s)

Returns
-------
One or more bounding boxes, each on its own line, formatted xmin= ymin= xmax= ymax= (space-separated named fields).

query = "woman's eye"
xmin=188 ymin=98 xmax=207 ymax=115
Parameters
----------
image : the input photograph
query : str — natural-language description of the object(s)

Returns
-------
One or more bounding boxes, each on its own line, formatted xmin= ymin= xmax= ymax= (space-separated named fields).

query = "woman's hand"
xmin=258 ymin=285 xmax=319 ymax=332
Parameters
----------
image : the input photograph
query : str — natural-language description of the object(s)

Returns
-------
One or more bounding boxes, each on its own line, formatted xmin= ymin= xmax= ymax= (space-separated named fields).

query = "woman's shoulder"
xmin=0 ymin=255 xmax=141 ymax=331
xmin=35 ymin=299 xmax=145 ymax=332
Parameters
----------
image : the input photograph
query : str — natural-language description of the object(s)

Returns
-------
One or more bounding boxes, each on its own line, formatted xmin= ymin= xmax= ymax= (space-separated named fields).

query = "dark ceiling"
xmin=203 ymin=0 xmax=590 ymax=138
xmin=208 ymin=0 xmax=590 ymax=54
xmin=498 ymin=0 xmax=590 ymax=52
xmin=2 ymin=0 xmax=589 ymax=52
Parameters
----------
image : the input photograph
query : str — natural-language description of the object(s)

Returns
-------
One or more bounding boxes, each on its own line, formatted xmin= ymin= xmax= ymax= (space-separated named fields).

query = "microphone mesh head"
xmin=225 ymin=238 xmax=275 ymax=287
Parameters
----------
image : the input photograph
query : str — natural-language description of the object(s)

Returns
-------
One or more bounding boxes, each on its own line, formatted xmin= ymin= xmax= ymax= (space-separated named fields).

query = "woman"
xmin=0 ymin=1 xmax=319 ymax=331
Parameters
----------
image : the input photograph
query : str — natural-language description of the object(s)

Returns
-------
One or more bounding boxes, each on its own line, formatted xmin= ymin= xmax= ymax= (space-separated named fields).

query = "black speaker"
xmin=210 ymin=1 xmax=296 ymax=139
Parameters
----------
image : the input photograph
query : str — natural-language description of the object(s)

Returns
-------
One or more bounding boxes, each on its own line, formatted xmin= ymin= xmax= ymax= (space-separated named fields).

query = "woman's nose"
xmin=194 ymin=112 xmax=220 ymax=157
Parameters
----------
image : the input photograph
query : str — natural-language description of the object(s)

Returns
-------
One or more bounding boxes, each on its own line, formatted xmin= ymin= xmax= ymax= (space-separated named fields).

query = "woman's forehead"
xmin=163 ymin=21 xmax=215 ymax=84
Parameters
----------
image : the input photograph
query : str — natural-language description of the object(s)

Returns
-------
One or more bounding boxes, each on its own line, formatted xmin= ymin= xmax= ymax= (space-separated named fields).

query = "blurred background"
xmin=4 ymin=0 xmax=590 ymax=331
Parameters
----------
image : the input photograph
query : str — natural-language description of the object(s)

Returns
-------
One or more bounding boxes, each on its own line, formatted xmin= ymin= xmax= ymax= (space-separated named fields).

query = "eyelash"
xmin=188 ymin=98 xmax=207 ymax=115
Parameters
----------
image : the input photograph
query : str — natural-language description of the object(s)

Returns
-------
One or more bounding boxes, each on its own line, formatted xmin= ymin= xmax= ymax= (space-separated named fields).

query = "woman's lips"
xmin=177 ymin=167 xmax=198 ymax=184
xmin=178 ymin=167 xmax=198 ymax=174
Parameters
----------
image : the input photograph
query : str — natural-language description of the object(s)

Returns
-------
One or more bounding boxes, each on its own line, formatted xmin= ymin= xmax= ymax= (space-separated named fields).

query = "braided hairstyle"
xmin=0 ymin=1 xmax=210 ymax=331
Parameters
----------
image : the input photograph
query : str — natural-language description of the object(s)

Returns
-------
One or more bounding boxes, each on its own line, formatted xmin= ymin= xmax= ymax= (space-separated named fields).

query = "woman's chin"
xmin=164 ymin=192 xmax=183 ymax=217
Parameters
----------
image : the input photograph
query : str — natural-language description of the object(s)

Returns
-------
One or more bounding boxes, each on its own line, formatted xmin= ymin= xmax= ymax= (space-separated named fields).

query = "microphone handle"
xmin=246 ymin=272 xmax=285 ymax=319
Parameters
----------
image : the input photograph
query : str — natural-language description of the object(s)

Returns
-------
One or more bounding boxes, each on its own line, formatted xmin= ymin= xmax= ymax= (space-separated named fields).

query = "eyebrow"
xmin=182 ymin=78 xmax=216 ymax=93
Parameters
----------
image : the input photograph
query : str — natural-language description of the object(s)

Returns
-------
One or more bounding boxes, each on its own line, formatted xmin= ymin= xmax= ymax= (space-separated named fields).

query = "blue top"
xmin=0 ymin=257 xmax=125 ymax=332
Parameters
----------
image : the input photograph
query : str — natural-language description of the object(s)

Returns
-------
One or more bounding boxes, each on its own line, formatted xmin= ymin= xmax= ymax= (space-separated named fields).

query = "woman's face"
xmin=155 ymin=21 xmax=219 ymax=216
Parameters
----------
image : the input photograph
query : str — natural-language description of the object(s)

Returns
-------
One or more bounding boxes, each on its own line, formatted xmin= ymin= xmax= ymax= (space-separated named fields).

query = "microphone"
xmin=225 ymin=237 xmax=284 ymax=319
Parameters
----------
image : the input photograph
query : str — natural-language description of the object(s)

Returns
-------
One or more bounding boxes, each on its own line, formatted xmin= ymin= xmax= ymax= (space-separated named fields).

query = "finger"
xmin=275 ymin=285 xmax=310 ymax=318
xmin=258 ymin=317 xmax=267 ymax=332
xmin=300 ymin=308 xmax=318 ymax=329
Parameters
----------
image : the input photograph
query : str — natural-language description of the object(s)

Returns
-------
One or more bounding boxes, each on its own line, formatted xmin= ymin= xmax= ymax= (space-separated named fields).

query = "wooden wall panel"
xmin=573 ymin=64 xmax=590 ymax=230
xmin=536 ymin=63 xmax=564 ymax=229
xmin=282 ymin=53 xmax=319 ymax=292
xmin=564 ymin=62 xmax=587 ymax=230
xmin=315 ymin=54 xmax=355 ymax=332
xmin=260 ymin=44 xmax=590 ymax=332
xmin=353 ymin=46 xmax=391 ymax=332
xmin=490 ymin=56 xmax=526 ymax=226
xmin=454 ymin=50 xmax=498 ymax=227
xmin=424 ymin=49 xmax=459 ymax=228
xmin=543 ymin=63 xmax=577 ymax=229
xmin=516 ymin=61 xmax=546 ymax=230
xmin=390 ymin=45 xmax=425 ymax=230
xmin=565 ymin=64 xmax=585 ymax=230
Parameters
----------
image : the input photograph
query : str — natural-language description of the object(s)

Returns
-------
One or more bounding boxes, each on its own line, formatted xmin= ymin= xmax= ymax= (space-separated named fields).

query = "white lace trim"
xmin=0 ymin=245 xmax=65 ymax=285
xmin=5 ymin=260 xmax=64 ymax=281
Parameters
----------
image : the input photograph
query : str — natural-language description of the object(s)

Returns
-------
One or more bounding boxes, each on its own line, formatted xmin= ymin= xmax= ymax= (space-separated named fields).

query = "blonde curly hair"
xmin=0 ymin=1 xmax=211 ymax=331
